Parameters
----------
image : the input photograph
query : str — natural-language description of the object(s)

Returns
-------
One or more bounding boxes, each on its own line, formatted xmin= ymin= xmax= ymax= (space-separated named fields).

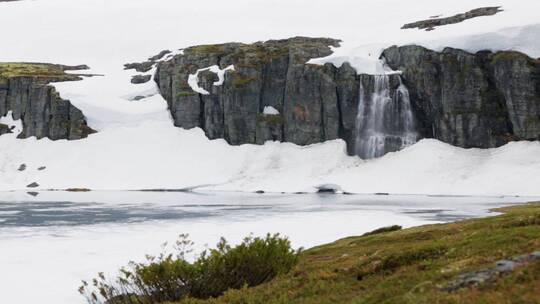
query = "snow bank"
xmin=0 ymin=0 xmax=539 ymax=195
xmin=1 ymin=122 xmax=540 ymax=196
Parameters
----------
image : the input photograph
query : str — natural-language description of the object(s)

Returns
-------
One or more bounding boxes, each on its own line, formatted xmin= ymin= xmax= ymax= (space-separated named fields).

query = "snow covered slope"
xmin=0 ymin=0 xmax=539 ymax=195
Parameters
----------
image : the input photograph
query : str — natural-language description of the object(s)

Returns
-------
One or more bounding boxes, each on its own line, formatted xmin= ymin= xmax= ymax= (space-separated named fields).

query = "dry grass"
xmin=172 ymin=203 xmax=540 ymax=304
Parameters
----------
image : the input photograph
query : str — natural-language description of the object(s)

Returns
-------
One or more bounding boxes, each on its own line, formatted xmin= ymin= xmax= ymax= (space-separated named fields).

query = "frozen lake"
xmin=0 ymin=191 xmax=537 ymax=304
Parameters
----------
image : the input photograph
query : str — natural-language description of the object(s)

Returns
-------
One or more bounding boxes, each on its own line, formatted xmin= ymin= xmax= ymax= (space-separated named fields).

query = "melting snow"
xmin=0 ymin=0 xmax=539 ymax=194
xmin=263 ymin=106 xmax=280 ymax=115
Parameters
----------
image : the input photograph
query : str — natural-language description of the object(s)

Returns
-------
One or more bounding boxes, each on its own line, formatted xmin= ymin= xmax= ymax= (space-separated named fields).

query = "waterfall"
xmin=355 ymin=74 xmax=417 ymax=159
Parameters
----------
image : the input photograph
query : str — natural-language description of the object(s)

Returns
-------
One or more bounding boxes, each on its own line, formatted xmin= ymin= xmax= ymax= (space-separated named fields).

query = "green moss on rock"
xmin=231 ymin=73 xmax=258 ymax=88
xmin=0 ymin=63 xmax=81 ymax=81
xmin=258 ymin=113 xmax=283 ymax=125
xmin=177 ymin=91 xmax=198 ymax=97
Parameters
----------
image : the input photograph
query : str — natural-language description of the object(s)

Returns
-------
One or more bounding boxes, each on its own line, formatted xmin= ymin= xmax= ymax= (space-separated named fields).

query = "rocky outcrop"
xmin=382 ymin=45 xmax=540 ymax=148
xmin=402 ymin=7 xmax=503 ymax=31
xmin=131 ymin=74 xmax=151 ymax=84
xmin=125 ymin=50 xmax=172 ymax=73
xmin=155 ymin=37 xmax=365 ymax=152
xmin=155 ymin=37 xmax=540 ymax=156
xmin=0 ymin=63 xmax=96 ymax=140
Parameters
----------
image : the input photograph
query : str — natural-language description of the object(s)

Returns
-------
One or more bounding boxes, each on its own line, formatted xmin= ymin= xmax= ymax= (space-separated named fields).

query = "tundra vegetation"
xmin=81 ymin=203 xmax=540 ymax=304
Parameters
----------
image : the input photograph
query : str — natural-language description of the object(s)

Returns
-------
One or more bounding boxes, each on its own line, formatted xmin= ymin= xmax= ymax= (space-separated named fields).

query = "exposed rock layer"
xmin=402 ymin=7 xmax=503 ymax=31
xmin=382 ymin=45 xmax=540 ymax=148
xmin=155 ymin=37 xmax=540 ymax=155
xmin=156 ymin=37 xmax=367 ymax=154
xmin=0 ymin=63 xmax=95 ymax=140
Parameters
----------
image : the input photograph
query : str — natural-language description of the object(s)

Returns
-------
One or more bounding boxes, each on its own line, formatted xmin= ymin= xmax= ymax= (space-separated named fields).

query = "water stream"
xmin=355 ymin=74 xmax=418 ymax=159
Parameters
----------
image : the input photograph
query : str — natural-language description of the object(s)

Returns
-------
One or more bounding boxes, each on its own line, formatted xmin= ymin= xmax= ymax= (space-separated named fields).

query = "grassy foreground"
xmin=177 ymin=203 xmax=540 ymax=304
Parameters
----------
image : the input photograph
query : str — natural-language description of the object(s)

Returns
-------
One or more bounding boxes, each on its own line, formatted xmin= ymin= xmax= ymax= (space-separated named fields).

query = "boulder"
xmin=131 ymin=74 xmax=152 ymax=84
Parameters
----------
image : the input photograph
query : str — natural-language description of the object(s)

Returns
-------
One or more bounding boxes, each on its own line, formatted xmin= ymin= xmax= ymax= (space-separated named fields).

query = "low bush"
xmin=374 ymin=245 xmax=448 ymax=273
xmin=79 ymin=233 xmax=300 ymax=304
xmin=362 ymin=225 xmax=402 ymax=236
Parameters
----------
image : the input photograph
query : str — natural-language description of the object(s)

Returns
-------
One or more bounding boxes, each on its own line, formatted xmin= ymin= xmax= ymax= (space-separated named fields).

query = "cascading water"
xmin=355 ymin=74 xmax=418 ymax=159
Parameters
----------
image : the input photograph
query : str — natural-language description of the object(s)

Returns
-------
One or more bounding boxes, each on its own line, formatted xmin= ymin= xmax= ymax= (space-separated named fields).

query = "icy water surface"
xmin=0 ymin=191 xmax=537 ymax=304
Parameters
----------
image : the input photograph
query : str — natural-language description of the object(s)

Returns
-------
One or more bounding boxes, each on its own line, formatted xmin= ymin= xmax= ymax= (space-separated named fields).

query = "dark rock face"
xmin=124 ymin=61 xmax=154 ymax=73
xmin=0 ymin=72 xmax=95 ymax=140
xmin=124 ymin=49 xmax=172 ymax=73
xmin=26 ymin=182 xmax=39 ymax=188
xmin=131 ymin=74 xmax=152 ymax=84
xmin=402 ymin=7 xmax=503 ymax=31
xmin=382 ymin=45 xmax=540 ymax=148
xmin=155 ymin=37 xmax=540 ymax=155
xmin=0 ymin=123 xmax=12 ymax=135
xmin=156 ymin=37 xmax=363 ymax=150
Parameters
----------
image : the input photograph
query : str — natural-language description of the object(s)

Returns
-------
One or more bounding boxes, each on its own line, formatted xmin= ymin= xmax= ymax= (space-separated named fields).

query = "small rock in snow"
xmin=18 ymin=164 xmax=26 ymax=171
xmin=0 ymin=123 xmax=13 ymax=135
xmin=148 ymin=50 xmax=172 ymax=61
xmin=315 ymin=184 xmax=342 ymax=194
xmin=26 ymin=182 xmax=39 ymax=188
xmin=38 ymin=166 xmax=46 ymax=171
xmin=124 ymin=61 xmax=154 ymax=73
xmin=131 ymin=74 xmax=152 ymax=84
xmin=26 ymin=192 xmax=39 ymax=197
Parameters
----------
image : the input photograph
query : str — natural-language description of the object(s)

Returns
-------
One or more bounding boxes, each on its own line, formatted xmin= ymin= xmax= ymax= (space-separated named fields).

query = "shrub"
xmin=374 ymin=245 xmax=448 ymax=273
xmin=362 ymin=225 xmax=402 ymax=236
xmin=79 ymin=234 xmax=300 ymax=304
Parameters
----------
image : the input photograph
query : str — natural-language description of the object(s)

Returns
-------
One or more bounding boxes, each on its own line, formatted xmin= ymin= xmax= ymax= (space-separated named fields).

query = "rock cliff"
xmin=156 ymin=37 xmax=368 ymax=154
xmin=0 ymin=63 xmax=95 ymax=140
xmin=382 ymin=45 xmax=540 ymax=148
xmin=155 ymin=38 xmax=540 ymax=156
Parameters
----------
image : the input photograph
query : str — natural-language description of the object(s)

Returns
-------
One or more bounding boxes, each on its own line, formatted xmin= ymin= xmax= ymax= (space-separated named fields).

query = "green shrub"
xmin=79 ymin=234 xmax=300 ymax=304
xmin=374 ymin=245 xmax=447 ymax=273
xmin=362 ymin=225 xmax=402 ymax=236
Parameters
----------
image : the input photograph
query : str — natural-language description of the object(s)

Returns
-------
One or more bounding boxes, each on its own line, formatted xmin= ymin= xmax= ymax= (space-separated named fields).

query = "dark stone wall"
xmin=0 ymin=76 xmax=95 ymax=140
xmin=156 ymin=37 xmax=370 ymax=155
xmin=382 ymin=45 xmax=540 ymax=148
xmin=156 ymin=38 xmax=540 ymax=155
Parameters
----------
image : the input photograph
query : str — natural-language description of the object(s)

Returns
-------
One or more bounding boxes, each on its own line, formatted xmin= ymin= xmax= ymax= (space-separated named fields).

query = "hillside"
xmin=176 ymin=203 xmax=540 ymax=304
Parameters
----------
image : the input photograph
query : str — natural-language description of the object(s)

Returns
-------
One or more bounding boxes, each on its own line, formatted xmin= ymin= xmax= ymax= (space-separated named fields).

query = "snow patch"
xmin=0 ymin=111 xmax=22 ymax=136
xmin=263 ymin=106 xmax=280 ymax=115
xmin=188 ymin=65 xmax=235 ymax=95
xmin=315 ymin=183 xmax=343 ymax=194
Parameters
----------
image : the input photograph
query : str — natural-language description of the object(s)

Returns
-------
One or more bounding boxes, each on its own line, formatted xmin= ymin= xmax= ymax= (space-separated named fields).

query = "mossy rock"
xmin=185 ymin=44 xmax=229 ymax=55
xmin=491 ymin=51 xmax=537 ymax=68
xmin=0 ymin=63 xmax=82 ymax=82
xmin=177 ymin=91 xmax=198 ymax=97
xmin=231 ymin=72 xmax=258 ymax=88
xmin=258 ymin=113 xmax=283 ymax=125
xmin=0 ymin=123 xmax=12 ymax=135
